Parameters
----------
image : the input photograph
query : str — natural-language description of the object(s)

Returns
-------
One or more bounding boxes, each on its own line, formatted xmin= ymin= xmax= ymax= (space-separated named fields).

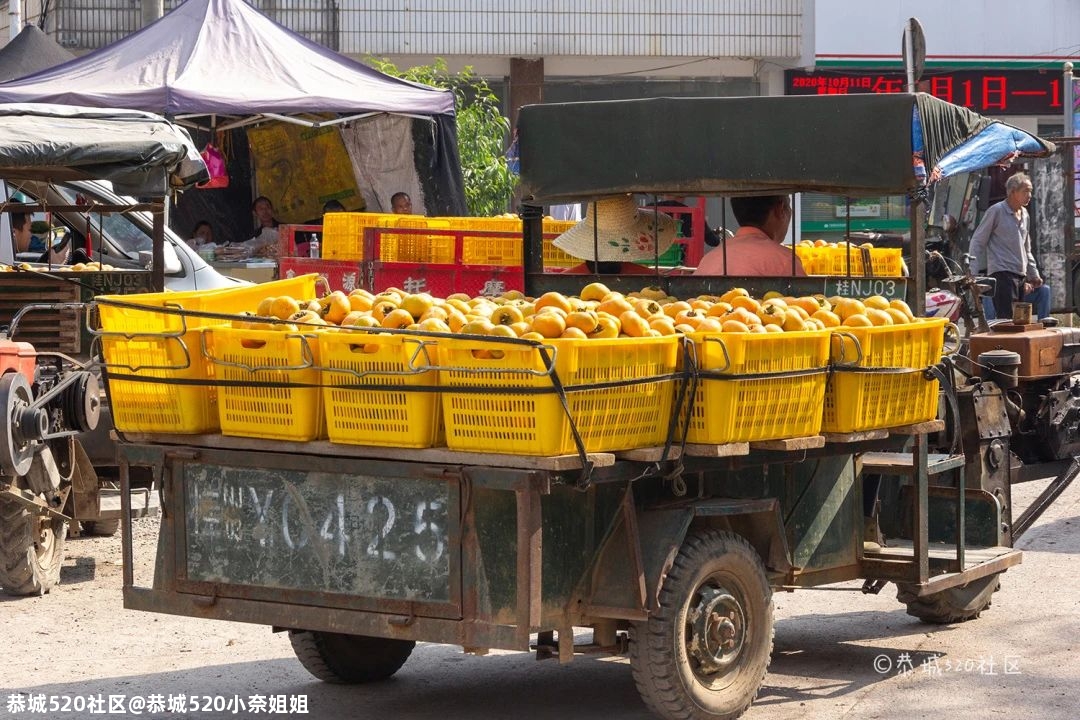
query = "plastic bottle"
xmin=308 ymin=233 xmax=320 ymax=259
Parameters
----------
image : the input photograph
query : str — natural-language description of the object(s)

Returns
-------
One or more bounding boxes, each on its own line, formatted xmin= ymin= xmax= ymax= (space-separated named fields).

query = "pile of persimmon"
xmin=231 ymin=283 xmax=918 ymax=339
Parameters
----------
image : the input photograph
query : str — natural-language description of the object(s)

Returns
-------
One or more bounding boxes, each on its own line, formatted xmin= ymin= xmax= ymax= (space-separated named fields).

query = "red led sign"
xmin=785 ymin=69 xmax=1062 ymax=115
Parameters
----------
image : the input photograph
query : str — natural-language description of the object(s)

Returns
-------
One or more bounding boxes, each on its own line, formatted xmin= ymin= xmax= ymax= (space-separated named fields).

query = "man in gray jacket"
xmin=969 ymin=172 xmax=1043 ymax=320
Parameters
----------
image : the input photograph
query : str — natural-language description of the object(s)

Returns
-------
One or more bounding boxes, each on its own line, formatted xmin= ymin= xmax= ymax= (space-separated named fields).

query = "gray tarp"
xmin=0 ymin=0 xmax=453 ymax=119
xmin=0 ymin=104 xmax=207 ymax=194
xmin=517 ymin=93 xmax=1055 ymax=205
xmin=0 ymin=25 xmax=74 ymax=83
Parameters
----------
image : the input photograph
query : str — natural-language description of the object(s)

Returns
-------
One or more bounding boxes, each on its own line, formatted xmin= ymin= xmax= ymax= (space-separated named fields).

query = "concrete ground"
xmin=1 ymin=474 xmax=1077 ymax=720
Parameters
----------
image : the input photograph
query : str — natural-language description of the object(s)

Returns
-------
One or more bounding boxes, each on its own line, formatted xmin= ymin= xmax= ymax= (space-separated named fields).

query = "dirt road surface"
xmin=2 ymin=476 xmax=1077 ymax=720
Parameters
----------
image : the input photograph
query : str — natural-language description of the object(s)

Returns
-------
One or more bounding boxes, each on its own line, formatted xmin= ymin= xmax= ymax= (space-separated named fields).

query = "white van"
xmin=1 ymin=177 xmax=242 ymax=291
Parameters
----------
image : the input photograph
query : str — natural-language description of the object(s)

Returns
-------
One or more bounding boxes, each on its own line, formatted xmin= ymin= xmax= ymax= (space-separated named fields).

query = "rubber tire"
xmin=629 ymin=531 xmax=774 ymax=720
xmin=896 ymin=573 xmax=1001 ymax=624
xmin=288 ymin=630 xmax=415 ymax=684
xmin=0 ymin=494 xmax=67 ymax=596
xmin=81 ymin=519 xmax=120 ymax=537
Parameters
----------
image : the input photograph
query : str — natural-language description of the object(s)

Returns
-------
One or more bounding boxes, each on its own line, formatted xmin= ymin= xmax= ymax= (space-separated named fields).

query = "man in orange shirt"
xmin=693 ymin=195 xmax=805 ymax=277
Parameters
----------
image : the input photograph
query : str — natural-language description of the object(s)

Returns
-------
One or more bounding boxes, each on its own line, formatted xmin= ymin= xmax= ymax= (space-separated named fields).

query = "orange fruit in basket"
xmin=619 ymin=310 xmax=651 ymax=337
xmin=597 ymin=295 xmax=633 ymax=317
xmin=256 ymin=296 xmax=276 ymax=317
xmin=649 ymin=316 xmax=677 ymax=335
xmin=446 ymin=309 xmax=467 ymax=333
xmin=509 ymin=321 xmax=531 ymax=337
xmin=674 ymin=309 xmax=705 ymax=329
xmin=719 ymin=288 xmax=749 ymax=304
xmin=374 ymin=290 xmax=402 ymax=306
xmin=706 ymin=301 xmax=734 ymax=318
xmin=788 ymin=296 xmax=822 ymax=316
xmin=531 ymin=312 xmax=566 ymax=339
xmin=320 ymin=291 xmax=352 ymax=325
xmin=662 ymin=300 xmax=692 ymax=319
xmin=489 ymin=324 xmax=517 ymax=339
xmin=289 ymin=309 xmax=324 ymax=326
xmin=445 ymin=298 xmax=471 ymax=314
xmin=270 ymin=296 xmax=301 ymax=320
xmin=534 ymin=291 xmax=573 ymax=314
xmin=491 ymin=305 xmax=525 ymax=326
xmin=381 ymin=308 xmax=415 ymax=329
xmin=730 ymin=296 xmax=761 ymax=314
xmin=864 ymin=295 xmax=890 ymax=311
xmin=371 ymin=301 xmax=399 ymax=323
xmin=419 ymin=306 xmax=449 ymax=322
xmin=782 ymin=309 xmax=807 ymax=332
xmin=566 ymin=310 xmax=600 ymax=334
xmin=561 ymin=327 xmax=589 ymax=339
xmin=696 ymin=318 xmax=723 ymax=333
xmin=865 ymin=308 xmax=894 ymax=326
xmin=759 ymin=302 xmax=786 ymax=327
xmin=501 ymin=289 xmax=526 ymax=301
xmin=889 ymin=299 xmax=916 ymax=320
xmin=842 ymin=313 xmax=874 ymax=327
xmin=400 ymin=293 xmax=436 ymax=320
xmin=721 ymin=319 xmax=751 ymax=333
xmin=348 ymin=293 xmax=373 ymax=312
xmin=833 ymin=297 xmax=867 ymax=320
xmin=886 ymin=308 xmax=911 ymax=325
xmin=520 ymin=331 xmax=545 ymax=341
xmin=811 ymin=309 xmax=841 ymax=328
xmin=764 ymin=323 xmax=784 ymax=333
xmin=640 ymin=286 xmax=667 ymax=301
xmin=632 ymin=298 xmax=663 ymax=318
xmin=342 ymin=312 xmax=381 ymax=328
xmin=689 ymin=299 xmax=713 ymax=312
xmin=590 ymin=314 xmax=617 ymax=337
xmin=459 ymin=319 xmax=495 ymax=336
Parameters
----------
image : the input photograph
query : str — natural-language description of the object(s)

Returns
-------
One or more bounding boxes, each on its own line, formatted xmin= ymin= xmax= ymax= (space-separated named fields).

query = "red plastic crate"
xmin=279 ymin=258 xmax=363 ymax=294
xmin=455 ymin=266 xmax=525 ymax=297
xmin=361 ymin=261 xmax=457 ymax=297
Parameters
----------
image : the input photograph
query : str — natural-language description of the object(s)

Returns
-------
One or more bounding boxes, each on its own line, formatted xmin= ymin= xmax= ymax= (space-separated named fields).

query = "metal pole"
xmin=904 ymin=25 xmax=917 ymax=93
xmin=911 ymin=198 xmax=927 ymax=315
xmin=152 ymin=201 xmax=165 ymax=291
xmin=1065 ymin=62 xmax=1075 ymax=140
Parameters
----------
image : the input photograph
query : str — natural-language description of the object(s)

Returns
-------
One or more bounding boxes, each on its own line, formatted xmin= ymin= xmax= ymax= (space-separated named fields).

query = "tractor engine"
xmin=0 ymin=339 xmax=100 ymax=492
xmin=969 ymin=323 xmax=1080 ymax=464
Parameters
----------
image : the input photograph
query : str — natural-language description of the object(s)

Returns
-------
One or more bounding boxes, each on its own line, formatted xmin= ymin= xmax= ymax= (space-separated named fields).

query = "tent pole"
xmin=152 ymin=199 xmax=165 ymax=291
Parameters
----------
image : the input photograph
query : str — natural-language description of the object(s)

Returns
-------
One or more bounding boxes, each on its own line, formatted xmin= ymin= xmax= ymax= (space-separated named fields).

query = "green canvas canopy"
xmin=516 ymin=93 xmax=1054 ymax=205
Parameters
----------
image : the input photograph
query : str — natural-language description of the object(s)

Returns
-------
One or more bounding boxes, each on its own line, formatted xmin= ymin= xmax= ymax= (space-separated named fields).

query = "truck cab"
xmin=0 ymin=177 xmax=241 ymax=292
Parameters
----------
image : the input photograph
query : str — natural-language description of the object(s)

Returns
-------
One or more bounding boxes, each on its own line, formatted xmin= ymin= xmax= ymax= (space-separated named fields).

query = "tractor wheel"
xmin=896 ymin=573 xmax=1001 ymax=624
xmin=629 ymin=531 xmax=773 ymax=720
xmin=288 ymin=630 xmax=415 ymax=684
xmin=0 ymin=488 xmax=67 ymax=596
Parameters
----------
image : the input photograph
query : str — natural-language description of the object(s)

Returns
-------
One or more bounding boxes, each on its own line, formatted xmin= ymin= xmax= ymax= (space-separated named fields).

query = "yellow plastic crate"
xmin=321 ymin=332 xmax=442 ymax=448
xmin=376 ymin=217 xmax=455 ymax=264
xmin=822 ymin=246 xmax=903 ymax=277
xmin=822 ymin=317 xmax=947 ymax=432
xmin=322 ymin=212 xmax=395 ymax=260
xmin=438 ymin=216 xmax=524 ymax=265
xmin=439 ymin=335 xmax=679 ymax=455
xmin=543 ymin=220 xmax=580 ymax=269
xmin=206 ymin=327 xmax=325 ymax=441
xmin=685 ymin=330 xmax=831 ymax=444
xmin=97 ymin=275 xmax=318 ymax=434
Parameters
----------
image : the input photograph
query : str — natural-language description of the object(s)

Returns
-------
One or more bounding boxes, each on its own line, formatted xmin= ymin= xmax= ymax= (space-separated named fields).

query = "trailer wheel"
xmin=0 ymin=490 xmax=67 ymax=596
xmin=288 ymin=630 xmax=415 ymax=684
xmin=896 ymin=574 xmax=1001 ymax=624
xmin=629 ymin=531 xmax=773 ymax=720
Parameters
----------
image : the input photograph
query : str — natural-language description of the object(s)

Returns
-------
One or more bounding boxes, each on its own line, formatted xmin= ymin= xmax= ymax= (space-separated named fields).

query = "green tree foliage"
xmin=366 ymin=58 xmax=517 ymax=217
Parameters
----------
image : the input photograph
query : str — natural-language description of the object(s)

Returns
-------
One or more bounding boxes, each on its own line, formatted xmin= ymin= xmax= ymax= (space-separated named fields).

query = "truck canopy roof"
xmin=0 ymin=103 xmax=207 ymax=195
xmin=516 ymin=93 xmax=1055 ymax=205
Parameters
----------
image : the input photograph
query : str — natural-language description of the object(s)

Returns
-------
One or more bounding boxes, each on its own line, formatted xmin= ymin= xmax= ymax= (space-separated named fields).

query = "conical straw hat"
xmin=553 ymin=195 xmax=677 ymax=263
